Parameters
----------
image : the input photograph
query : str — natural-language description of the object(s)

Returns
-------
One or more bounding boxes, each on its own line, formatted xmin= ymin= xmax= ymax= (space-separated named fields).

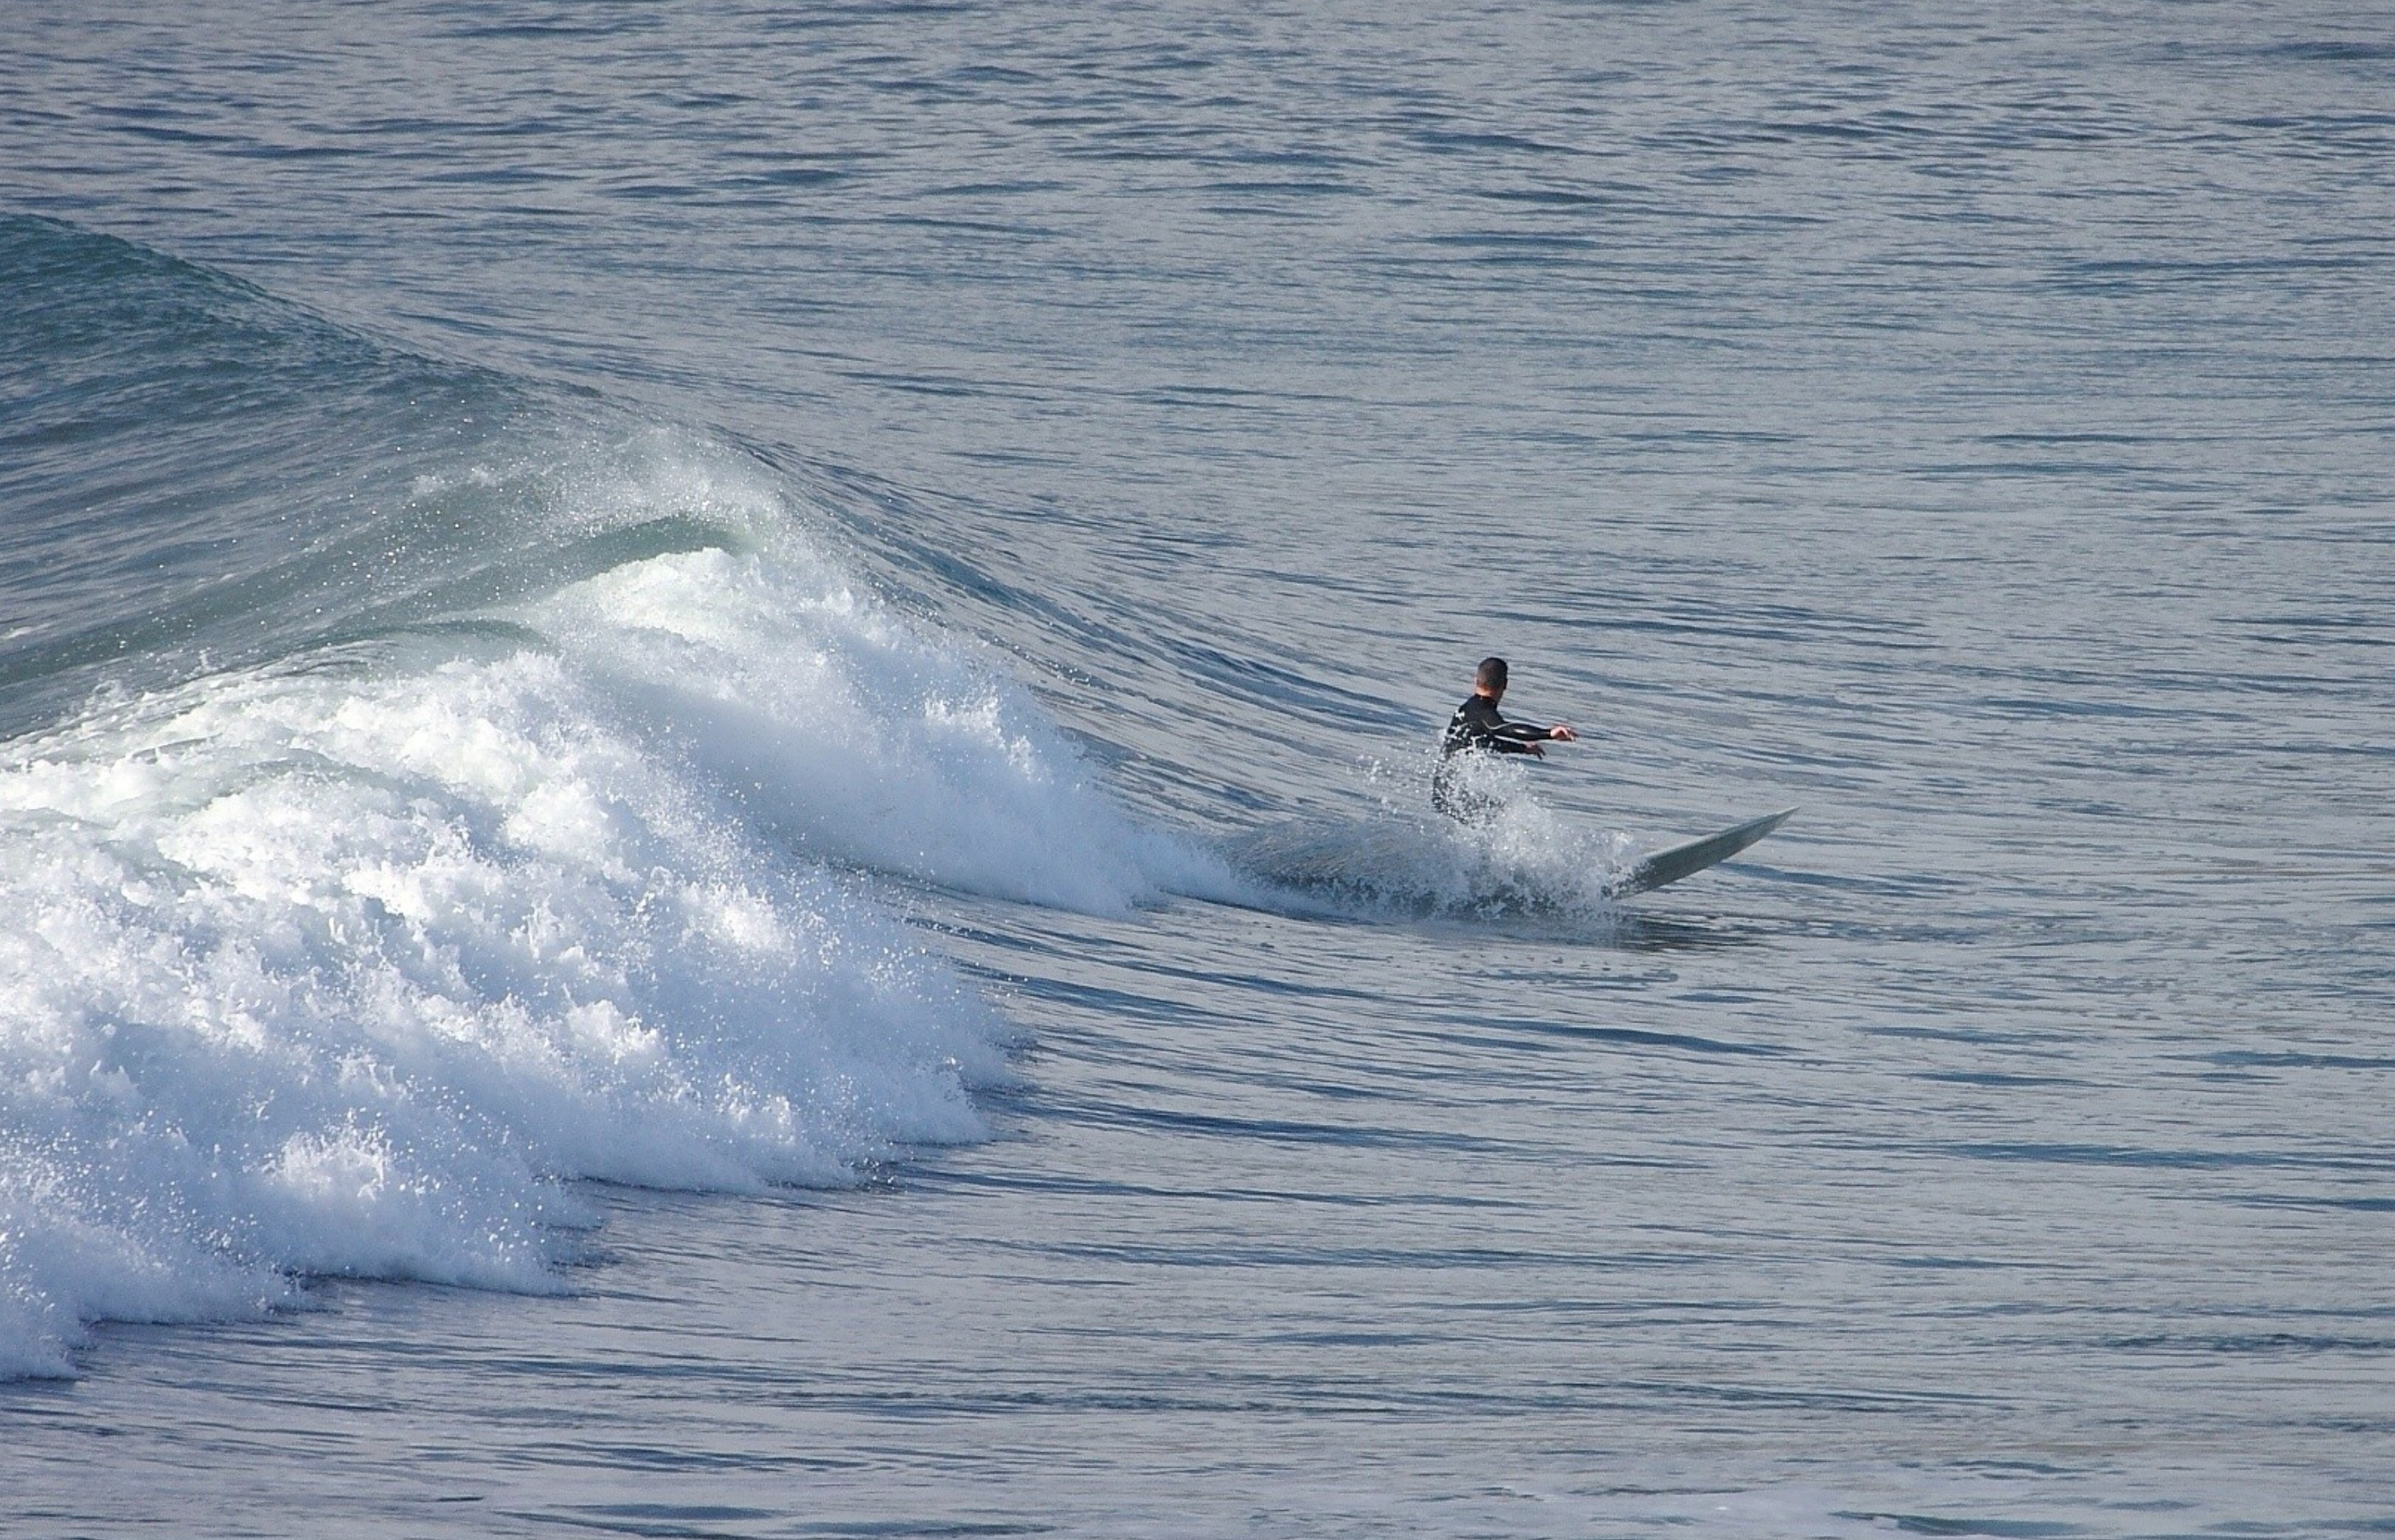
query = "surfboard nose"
xmin=1615 ymin=807 xmax=1796 ymax=896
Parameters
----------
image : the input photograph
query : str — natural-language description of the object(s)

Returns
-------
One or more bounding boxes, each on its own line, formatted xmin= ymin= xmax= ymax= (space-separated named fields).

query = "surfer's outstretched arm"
xmin=1491 ymin=720 xmax=1575 ymax=751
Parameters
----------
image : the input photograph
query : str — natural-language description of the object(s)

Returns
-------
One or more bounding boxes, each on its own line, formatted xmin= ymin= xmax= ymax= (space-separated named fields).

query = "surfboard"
xmin=1610 ymin=807 xmax=1795 ymax=896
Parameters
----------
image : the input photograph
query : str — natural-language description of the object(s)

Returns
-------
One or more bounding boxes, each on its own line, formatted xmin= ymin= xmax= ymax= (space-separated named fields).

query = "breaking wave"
xmin=0 ymin=218 xmax=1219 ymax=1376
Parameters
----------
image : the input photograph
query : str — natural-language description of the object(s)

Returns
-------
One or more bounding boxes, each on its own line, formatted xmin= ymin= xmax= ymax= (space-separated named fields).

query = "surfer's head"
xmin=1474 ymin=655 xmax=1508 ymax=698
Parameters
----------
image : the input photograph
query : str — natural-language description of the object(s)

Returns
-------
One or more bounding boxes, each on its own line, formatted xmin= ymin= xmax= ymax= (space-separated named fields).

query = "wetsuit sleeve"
xmin=1480 ymin=704 xmax=1550 ymax=751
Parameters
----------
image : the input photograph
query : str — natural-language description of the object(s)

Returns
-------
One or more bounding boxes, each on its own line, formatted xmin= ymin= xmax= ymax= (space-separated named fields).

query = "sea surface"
xmin=3 ymin=2 xmax=2392 ymax=1535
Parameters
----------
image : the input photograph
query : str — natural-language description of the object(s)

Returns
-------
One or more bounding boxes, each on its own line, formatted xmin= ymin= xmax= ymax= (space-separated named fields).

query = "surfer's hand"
xmin=1550 ymin=725 xmax=1576 ymax=742
xmin=1527 ymin=742 xmax=1545 ymax=759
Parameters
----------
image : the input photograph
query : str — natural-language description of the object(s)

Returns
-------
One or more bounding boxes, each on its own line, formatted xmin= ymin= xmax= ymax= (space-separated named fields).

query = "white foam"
xmin=1231 ymin=751 xmax=1637 ymax=922
xmin=0 ymin=434 xmax=1214 ymax=1376
xmin=537 ymin=532 xmax=1225 ymax=914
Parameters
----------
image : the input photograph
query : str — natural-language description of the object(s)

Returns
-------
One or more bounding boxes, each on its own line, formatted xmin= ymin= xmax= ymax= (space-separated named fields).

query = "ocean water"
xmin=2 ymin=2 xmax=2392 ymax=1534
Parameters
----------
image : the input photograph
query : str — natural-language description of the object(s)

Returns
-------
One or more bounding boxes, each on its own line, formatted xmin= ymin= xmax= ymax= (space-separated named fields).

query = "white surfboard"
xmin=1611 ymin=808 xmax=1795 ymax=896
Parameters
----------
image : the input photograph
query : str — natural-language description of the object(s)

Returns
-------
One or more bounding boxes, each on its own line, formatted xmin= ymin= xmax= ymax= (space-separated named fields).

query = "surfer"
xmin=1432 ymin=656 xmax=1576 ymax=821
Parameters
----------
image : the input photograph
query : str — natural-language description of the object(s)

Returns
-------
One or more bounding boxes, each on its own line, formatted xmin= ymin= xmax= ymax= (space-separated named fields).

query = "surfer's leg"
xmin=1431 ymin=762 xmax=1452 ymax=816
xmin=1432 ymin=764 xmax=1500 ymax=825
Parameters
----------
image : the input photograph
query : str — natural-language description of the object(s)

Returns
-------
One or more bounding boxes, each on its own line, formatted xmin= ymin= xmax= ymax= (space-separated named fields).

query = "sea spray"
xmin=1228 ymin=750 xmax=1639 ymax=922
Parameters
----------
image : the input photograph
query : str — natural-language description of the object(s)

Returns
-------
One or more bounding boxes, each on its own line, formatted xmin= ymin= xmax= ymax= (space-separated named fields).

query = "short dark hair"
xmin=1475 ymin=655 xmax=1509 ymax=690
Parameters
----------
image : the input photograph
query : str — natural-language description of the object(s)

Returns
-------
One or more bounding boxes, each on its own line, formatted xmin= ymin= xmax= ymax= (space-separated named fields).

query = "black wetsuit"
xmin=1433 ymin=694 xmax=1552 ymax=820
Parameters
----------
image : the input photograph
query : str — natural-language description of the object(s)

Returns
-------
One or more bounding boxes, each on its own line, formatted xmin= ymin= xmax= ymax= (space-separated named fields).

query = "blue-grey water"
xmin=3 ymin=2 xmax=2392 ymax=1535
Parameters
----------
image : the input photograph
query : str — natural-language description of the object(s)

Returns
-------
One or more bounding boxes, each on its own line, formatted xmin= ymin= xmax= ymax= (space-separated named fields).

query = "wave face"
xmin=0 ymin=217 xmax=1202 ymax=1377
xmin=2 ymin=217 xmax=536 ymax=738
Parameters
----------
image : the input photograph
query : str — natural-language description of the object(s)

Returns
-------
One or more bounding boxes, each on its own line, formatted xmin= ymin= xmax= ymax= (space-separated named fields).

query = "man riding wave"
xmin=1432 ymin=655 xmax=1576 ymax=822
